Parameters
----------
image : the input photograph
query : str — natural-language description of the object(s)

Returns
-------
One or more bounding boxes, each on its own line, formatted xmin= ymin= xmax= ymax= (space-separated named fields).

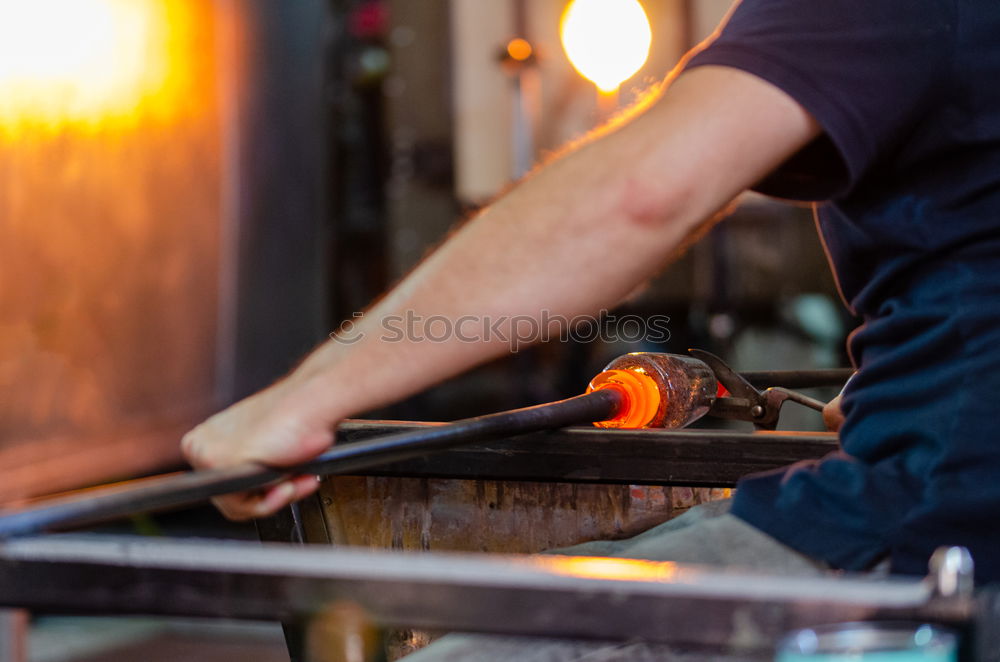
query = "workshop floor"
xmin=28 ymin=618 xmax=289 ymax=662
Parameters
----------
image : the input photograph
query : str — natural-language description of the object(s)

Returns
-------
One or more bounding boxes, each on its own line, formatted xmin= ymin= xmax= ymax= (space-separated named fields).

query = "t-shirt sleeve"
xmin=685 ymin=0 xmax=954 ymax=201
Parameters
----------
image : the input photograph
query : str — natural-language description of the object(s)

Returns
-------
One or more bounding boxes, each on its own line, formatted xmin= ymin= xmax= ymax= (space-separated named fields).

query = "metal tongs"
xmin=690 ymin=349 xmax=832 ymax=430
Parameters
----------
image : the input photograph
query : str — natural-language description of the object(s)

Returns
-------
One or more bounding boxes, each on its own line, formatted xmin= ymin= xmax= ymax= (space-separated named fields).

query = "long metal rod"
xmin=0 ymin=536 xmax=967 ymax=650
xmin=0 ymin=391 xmax=620 ymax=539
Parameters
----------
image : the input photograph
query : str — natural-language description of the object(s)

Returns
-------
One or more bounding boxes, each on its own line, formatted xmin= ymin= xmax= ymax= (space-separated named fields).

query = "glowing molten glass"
xmin=559 ymin=0 xmax=652 ymax=93
xmin=0 ymin=0 xmax=185 ymax=128
xmin=587 ymin=353 xmax=717 ymax=429
xmin=588 ymin=368 xmax=662 ymax=429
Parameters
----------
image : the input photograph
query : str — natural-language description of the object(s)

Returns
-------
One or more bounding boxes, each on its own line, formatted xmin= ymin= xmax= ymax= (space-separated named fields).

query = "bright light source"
xmin=541 ymin=556 xmax=679 ymax=582
xmin=0 ymin=0 xmax=174 ymax=127
xmin=560 ymin=0 xmax=652 ymax=93
xmin=506 ymin=38 xmax=533 ymax=62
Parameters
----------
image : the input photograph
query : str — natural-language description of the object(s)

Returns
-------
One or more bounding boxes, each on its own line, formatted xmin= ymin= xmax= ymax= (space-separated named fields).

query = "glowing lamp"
xmin=559 ymin=0 xmax=652 ymax=94
xmin=506 ymin=38 xmax=533 ymax=62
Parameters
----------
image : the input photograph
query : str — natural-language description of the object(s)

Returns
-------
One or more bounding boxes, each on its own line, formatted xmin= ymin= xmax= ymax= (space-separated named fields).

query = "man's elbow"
xmin=617 ymin=173 xmax=700 ymax=231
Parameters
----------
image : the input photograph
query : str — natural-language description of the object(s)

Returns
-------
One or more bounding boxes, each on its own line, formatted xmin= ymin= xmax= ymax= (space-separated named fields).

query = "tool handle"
xmin=772 ymin=387 xmax=828 ymax=413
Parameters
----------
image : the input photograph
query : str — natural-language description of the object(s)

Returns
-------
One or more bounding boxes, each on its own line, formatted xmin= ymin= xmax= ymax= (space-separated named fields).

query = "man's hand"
xmin=181 ymin=375 xmax=337 ymax=520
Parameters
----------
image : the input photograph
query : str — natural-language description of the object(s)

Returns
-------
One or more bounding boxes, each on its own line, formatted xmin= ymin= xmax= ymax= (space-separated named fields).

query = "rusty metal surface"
xmin=319 ymin=477 xmax=728 ymax=554
xmin=308 ymin=421 xmax=830 ymax=570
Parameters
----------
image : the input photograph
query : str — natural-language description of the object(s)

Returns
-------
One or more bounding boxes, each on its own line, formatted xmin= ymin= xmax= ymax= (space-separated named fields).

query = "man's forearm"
xmin=291 ymin=67 xmax=821 ymax=420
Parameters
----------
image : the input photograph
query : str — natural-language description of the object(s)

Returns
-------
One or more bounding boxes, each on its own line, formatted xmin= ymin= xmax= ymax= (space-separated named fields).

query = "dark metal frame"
xmin=333 ymin=421 xmax=839 ymax=486
xmin=0 ymin=536 xmax=988 ymax=660
xmin=256 ymin=496 xmax=333 ymax=660
xmin=225 ymin=0 xmax=333 ymax=403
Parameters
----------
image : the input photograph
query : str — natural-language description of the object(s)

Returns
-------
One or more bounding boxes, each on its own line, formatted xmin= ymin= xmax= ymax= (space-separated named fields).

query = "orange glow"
xmin=542 ymin=555 xmax=679 ymax=582
xmin=0 ymin=0 xmax=223 ymax=501
xmin=0 ymin=0 xmax=195 ymax=131
xmin=588 ymin=368 xmax=662 ymax=428
xmin=560 ymin=0 xmax=652 ymax=93
xmin=506 ymin=38 xmax=533 ymax=62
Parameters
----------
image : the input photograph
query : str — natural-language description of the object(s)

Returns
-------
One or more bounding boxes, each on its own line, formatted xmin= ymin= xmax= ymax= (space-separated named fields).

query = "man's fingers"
xmin=289 ymin=473 xmax=324 ymax=498
xmin=180 ymin=428 xmax=206 ymax=467
xmin=210 ymin=476 xmax=323 ymax=521
xmin=257 ymin=476 xmax=322 ymax=517
xmin=180 ymin=377 xmax=339 ymax=521
xmin=211 ymin=491 xmax=265 ymax=522
xmin=254 ymin=482 xmax=297 ymax=518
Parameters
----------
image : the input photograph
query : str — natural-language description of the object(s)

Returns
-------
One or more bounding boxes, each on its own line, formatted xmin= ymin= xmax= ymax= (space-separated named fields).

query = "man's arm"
xmin=182 ymin=65 xmax=821 ymax=520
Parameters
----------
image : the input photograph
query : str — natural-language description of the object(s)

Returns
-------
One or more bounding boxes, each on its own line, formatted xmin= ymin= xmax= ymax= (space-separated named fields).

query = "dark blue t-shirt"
xmin=687 ymin=1 xmax=1000 ymax=580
